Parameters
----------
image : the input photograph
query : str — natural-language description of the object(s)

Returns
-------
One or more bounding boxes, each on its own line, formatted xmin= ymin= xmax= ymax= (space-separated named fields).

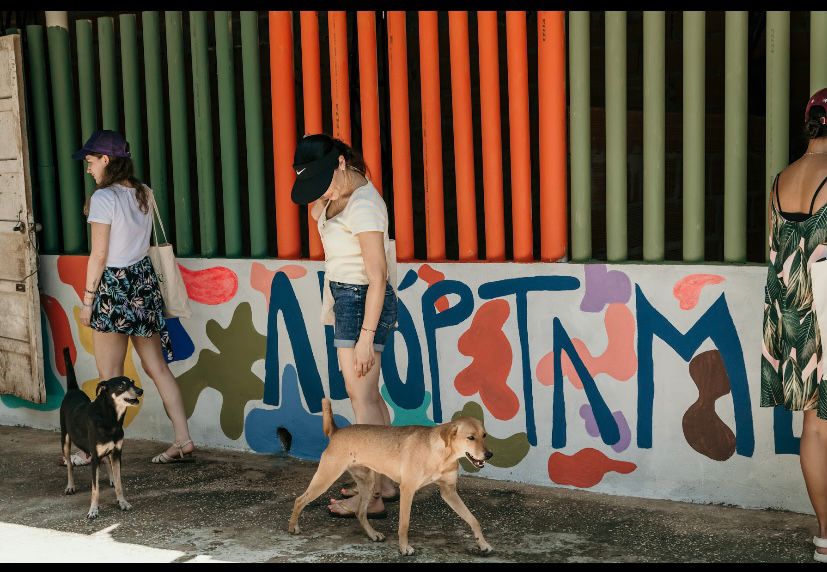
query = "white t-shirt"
xmin=86 ymin=183 xmax=153 ymax=268
xmin=318 ymin=180 xmax=390 ymax=285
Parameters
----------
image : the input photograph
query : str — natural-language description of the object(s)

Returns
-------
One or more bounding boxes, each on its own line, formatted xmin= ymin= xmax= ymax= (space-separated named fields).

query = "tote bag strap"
xmin=149 ymin=191 xmax=169 ymax=246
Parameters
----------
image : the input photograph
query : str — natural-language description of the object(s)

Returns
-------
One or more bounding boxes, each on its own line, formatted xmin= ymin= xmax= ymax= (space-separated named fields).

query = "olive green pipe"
xmin=569 ymin=11 xmax=591 ymax=262
xmin=47 ymin=24 xmax=85 ymax=253
xmin=165 ymin=11 xmax=193 ymax=256
xmin=240 ymin=11 xmax=268 ymax=257
xmin=25 ymin=25 xmax=59 ymax=253
xmin=724 ymin=12 xmax=747 ymax=263
xmin=215 ymin=11 xmax=242 ymax=257
xmin=142 ymin=11 xmax=170 ymax=231
xmin=190 ymin=11 xmax=218 ymax=257
xmin=605 ymin=11 xmax=627 ymax=262
xmin=119 ymin=14 xmax=144 ymax=179
xmin=643 ymin=11 xmax=665 ymax=262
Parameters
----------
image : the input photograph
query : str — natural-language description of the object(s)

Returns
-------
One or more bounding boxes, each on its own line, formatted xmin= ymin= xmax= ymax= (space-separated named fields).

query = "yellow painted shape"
xmin=73 ymin=306 xmax=143 ymax=427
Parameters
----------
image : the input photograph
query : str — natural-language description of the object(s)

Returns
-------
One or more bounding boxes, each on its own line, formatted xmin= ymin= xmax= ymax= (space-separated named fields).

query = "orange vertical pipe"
xmin=506 ymin=11 xmax=533 ymax=261
xmin=419 ymin=11 xmax=446 ymax=261
xmin=269 ymin=11 xmax=300 ymax=258
xmin=387 ymin=11 xmax=414 ymax=261
xmin=328 ymin=11 xmax=351 ymax=145
xmin=358 ymin=11 xmax=382 ymax=195
xmin=448 ymin=11 xmax=478 ymax=261
xmin=300 ymin=11 xmax=323 ymax=259
xmin=478 ymin=11 xmax=505 ymax=261
xmin=538 ymin=11 xmax=567 ymax=261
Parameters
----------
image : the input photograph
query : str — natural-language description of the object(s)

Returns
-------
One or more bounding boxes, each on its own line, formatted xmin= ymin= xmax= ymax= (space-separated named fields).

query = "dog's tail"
xmin=63 ymin=347 xmax=78 ymax=391
xmin=321 ymin=398 xmax=337 ymax=437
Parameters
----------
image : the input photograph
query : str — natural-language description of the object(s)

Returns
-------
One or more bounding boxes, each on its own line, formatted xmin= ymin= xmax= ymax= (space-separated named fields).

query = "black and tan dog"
xmin=59 ymin=347 xmax=142 ymax=519
xmin=289 ymin=398 xmax=494 ymax=555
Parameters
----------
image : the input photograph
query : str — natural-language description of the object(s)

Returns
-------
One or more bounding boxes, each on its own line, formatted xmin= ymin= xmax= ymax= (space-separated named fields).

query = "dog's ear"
xmin=95 ymin=380 xmax=108 ymax=397
xmin=440 ymin=422 xmax=459 ymax=448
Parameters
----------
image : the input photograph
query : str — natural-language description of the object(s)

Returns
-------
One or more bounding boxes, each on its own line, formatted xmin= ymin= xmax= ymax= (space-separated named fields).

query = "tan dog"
xmin=288 ymin=398 xmax=493 ymax=555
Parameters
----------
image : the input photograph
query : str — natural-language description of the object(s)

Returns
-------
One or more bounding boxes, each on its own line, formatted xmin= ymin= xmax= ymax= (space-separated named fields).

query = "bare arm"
xmin=80 ymin=223 xmax=110 ymax=321
xmin=353 ymin=231 xmax=387 ymax=376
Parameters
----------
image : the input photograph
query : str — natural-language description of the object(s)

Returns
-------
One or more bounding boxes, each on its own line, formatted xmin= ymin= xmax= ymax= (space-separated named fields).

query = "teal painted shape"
xmin=382 ymin=384 xmax=436 ymax=427
xmin=1 ymin=310 xmax=65 ymax=410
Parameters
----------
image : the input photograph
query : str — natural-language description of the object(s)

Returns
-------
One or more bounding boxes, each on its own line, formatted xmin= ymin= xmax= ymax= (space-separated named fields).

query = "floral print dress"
xmin=762 ymin=173 xmax=827 ymax=419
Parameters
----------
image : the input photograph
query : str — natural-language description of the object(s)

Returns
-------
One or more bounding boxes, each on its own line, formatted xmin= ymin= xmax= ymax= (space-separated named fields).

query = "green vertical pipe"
xmin=76 ymin=20 xmax=97 ymax=205
xmin=724 ymin=12 xmax=748 ymax=263
xmin=605 ymin=12 xmax=627 ymax=262
xmin=811 ymin=12 xmax=827 ymax=93
xmin=569 ymin=11 xmax=591 ymax=261
xmin=190 ymin=11 xmax=217 ymax=257
xmin=119 ymin=14 xmax=144 ymax=179
xmin=643 ymin=11 xmax=665 ymax=262
xmin=215 ymin=11 xmax=242 ymax=257
xmin=683 ymin=12 xmax=705 ymax=262
xmin=25 ymin=25 xmax=59 ymax=253
xmin=142 ymin=12 xmax=170 ymax=231
xmin=97 ymin=17 xmax=118 ymax=131
xmin=46 ymin=24 xmax=85 ymax=253
xmin=766 ymin=12 xmax=789 ymax=255
xmin=165 ymin=11 xmax=193 ymax=256
xmin=241 ymin=11 xmax=268 ymax=257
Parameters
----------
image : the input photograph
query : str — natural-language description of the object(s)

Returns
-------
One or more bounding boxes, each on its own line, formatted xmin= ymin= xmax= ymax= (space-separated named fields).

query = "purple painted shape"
xmin=579 ymin=404 xmax=632 ymax=453
xmin=580 ymin=264 xmax=632 ymax=312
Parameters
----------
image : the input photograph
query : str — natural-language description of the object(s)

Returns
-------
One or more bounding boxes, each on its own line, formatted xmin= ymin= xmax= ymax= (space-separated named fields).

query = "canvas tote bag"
xmin=148 ymin=194 xmax=192 ymax=319
xmin=812 ymin=258 xmax=827 ymax=379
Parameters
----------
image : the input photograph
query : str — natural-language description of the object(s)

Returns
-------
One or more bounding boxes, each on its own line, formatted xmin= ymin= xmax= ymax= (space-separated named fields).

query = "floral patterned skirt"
xmin=90 ymin=256 xmax=173 ymax=360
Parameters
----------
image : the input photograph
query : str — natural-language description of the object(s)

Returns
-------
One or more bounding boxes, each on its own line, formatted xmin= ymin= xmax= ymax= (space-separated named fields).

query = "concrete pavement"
xmin=0 ymin=425 xmax=817 ymax=563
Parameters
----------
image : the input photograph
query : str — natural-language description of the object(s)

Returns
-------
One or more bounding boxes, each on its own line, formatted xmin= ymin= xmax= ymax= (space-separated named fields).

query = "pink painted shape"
xmin=41 ymin=295 xmax=75 ymax=376
xmin=179 ymin=265 xmax=239 ymax=305
xmin=673 ymin=274 xmax=725 ymax=310
xmin=250 ymin=263 xmax=308 ymax=306
xmin=418 ymin=264 xmax=449 ymax=312
xmin=536 ymin=304 xmax=637 ymax=389
xmin=454 ymin=300 xmax=519 ymax=420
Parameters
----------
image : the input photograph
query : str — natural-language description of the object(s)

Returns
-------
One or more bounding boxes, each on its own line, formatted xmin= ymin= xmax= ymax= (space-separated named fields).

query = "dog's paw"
xmin=118 ymin=499 xmax=132 ymax=511
xmin=399 ymin=544 xmax=414 ymax=556
xmin=288 ymin=523 xmax=300 ymax=535
xmin=86 ymin=506 xmax=99 ymax=519
xmin=64 ymin=486 xmax=75 ymax=495
xmin=478 ymin=541 xmax=493 ymax=554
xmin=367 ymin=530 xmax=385 ymax=543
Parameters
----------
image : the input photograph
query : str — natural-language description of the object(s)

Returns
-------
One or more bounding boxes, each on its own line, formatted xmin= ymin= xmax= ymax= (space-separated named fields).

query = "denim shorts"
xmin=329 ymin=280 xmax=398 ymax=352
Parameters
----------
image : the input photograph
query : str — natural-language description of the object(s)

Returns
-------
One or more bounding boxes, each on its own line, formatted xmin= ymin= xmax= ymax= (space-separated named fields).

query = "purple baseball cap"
xmin=805 ymin=88 xmax=827 ymax=125
xmin=72 ymin=130 xmax=132 ymax=160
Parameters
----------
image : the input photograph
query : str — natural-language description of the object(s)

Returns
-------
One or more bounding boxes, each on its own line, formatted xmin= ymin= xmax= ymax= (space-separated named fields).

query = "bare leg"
xmin=801 ymin=409 xmax=827 ymax=553
xmin=328 ymin=348 xmax=395 ymax=515
xmin=131 ymin=333 xmax=194 ymax=458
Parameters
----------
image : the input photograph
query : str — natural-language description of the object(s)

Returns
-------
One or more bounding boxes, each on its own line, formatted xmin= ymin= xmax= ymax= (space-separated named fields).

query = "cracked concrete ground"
xmin=0 ymin=425 xmax=818 ymax=563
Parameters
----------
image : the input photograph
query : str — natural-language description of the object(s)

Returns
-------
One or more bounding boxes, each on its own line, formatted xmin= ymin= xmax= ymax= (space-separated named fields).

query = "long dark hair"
xmin=82 ymin=154 xmax=150 ymax=216
xmin=805 ymin=105 xmax=827 ymax=140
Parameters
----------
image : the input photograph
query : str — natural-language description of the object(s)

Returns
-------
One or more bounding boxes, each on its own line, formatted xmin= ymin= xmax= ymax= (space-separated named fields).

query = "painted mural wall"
xmin=0 ymin=256 xmax=810 ymax=514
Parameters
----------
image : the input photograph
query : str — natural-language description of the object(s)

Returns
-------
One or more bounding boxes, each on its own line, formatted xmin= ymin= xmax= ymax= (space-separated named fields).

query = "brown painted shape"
xmin=683 ymin=349 xmax=736 ymax=461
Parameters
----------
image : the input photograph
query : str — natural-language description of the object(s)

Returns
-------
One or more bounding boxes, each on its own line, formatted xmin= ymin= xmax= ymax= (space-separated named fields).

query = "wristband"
xmin=361 ymin=327 xmax=376 ymax=333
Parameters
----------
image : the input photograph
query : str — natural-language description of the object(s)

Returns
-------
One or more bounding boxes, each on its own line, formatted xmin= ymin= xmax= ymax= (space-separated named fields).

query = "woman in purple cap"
xmin=65 ymin=129 xmax=196 ymax=466
xmin=292 ymin=133 xmax=399 ymax=519
xmin=762 ymin=88 xmax=827 ymax=562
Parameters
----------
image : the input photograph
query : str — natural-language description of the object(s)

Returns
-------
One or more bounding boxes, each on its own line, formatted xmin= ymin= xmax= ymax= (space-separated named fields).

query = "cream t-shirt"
xmin=318 ymin=180 xmax=390 ymax=285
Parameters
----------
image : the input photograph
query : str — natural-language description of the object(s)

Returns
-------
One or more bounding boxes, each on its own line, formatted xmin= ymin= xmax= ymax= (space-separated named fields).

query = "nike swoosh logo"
xmin=296 ymin=168 xmax=306 ymax=176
